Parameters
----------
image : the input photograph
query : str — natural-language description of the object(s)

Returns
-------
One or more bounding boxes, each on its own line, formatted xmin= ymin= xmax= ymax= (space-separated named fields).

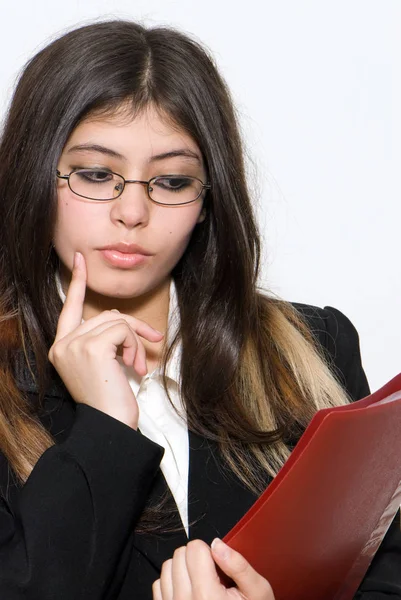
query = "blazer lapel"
xmin=187 ymin=430 xmax=268 ymax=544
xmin=131 ymin=468 xmax=188 ymax=571
xmin=130 ymin=429 xmax=267 ymax=570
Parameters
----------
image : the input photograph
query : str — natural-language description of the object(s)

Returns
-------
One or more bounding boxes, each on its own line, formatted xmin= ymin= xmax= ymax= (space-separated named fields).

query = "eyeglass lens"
xmin=68 ymin=169 xmax=204 ymax=204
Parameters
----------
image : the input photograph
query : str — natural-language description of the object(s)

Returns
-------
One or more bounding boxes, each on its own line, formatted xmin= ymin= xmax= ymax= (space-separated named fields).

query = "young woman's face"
xmin=54 ymin=106 xmax=206 ymax=299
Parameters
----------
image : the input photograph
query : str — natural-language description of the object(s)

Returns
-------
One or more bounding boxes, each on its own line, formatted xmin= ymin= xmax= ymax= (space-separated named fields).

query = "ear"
xmin=197 ymin=206 xmax=207 ymax=224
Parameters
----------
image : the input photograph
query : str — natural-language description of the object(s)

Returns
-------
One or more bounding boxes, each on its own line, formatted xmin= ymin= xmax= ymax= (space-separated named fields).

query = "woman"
xmin=0 ymin=20 xmax=399 ymax=600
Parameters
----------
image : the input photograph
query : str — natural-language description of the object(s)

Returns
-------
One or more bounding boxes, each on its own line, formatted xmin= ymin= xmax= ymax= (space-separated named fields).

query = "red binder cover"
xmin=223 ymin=374 xmax=401 ymax=600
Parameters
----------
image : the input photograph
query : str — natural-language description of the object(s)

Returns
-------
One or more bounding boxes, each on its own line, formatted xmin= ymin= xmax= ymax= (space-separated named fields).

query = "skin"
xmin=54 ymin=105 xmax=206 ymax=371
xmin=153 ymin=538 xmax=275 ymax=600
xmin=49 ymin=104 xmax=274 ymax=600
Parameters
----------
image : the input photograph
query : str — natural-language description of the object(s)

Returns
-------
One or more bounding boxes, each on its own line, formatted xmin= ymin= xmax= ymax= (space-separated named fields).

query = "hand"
xmin=48 ymin=252 xmax=164 ymax=428
xmin=152 ymin=538 xmax=275 ymax=600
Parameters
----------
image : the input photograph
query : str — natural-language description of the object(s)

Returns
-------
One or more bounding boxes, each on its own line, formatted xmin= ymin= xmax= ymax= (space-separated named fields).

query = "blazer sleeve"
xmin=294 ymin=303 xmax=370 ymax=402
xmin=304 ymin=305 xmax=401 ymax=599
xmin=320 ymin=305 xmax=370 ymax=402
xmin=0 ymin=403 xmax=163 ymax=599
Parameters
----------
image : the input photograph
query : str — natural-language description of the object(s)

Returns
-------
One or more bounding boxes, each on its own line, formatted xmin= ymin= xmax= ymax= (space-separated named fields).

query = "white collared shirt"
xmin=57 ymin=277 xmax=189 ymax=534
xmin=116 ymin=282 xmax=189 ymax=534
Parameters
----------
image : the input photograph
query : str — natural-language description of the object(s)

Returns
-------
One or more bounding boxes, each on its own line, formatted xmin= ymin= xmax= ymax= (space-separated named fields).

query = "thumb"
xmin=211 ymin=538 xmax=275 ymax=600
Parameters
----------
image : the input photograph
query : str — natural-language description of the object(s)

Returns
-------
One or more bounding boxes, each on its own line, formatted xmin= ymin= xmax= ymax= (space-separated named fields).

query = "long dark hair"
xmin=0 ymin=20 xmax=347 ymax=488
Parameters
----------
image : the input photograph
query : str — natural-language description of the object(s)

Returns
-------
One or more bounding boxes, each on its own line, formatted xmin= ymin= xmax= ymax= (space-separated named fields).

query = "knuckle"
xmin=260 ymin=578 xmax=274 ymax=596
xmin=232 ymin=553 xmax=249 ymax=576
xmin=49 ymin=341 xmax=62 ymax=363
xmin=105 ymin=310 xmax=125 ymax=321
xmin=110 ymin=314 xmax=130 ymax=328
xmin=173 ymin=546 xmax=186 ymax=560
xmin=82 ymin=339 xmax=99 ymax=356
xmin=115 ymin=319 xmax=134 ymax=336
xmin=67 ymin=337 xmax=82 ymax=354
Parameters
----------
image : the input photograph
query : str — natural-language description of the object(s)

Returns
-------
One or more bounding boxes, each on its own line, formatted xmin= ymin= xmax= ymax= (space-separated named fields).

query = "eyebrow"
xmin=66 ymin=144 xmax=126 ymax=160
xmin=66 ymin=144 xmax=201 ymax=164
xmin=149 ymin=150 xmax=201 ymax=164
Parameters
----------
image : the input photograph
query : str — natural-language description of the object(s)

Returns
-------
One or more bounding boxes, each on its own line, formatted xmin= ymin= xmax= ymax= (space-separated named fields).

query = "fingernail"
xmin=74 ymin=252 xmax=82 ymax=268
xmin=111 ymin=309 xmax=120 ymax=313
xmin=211 ymin=538 xmax=230 ymax=560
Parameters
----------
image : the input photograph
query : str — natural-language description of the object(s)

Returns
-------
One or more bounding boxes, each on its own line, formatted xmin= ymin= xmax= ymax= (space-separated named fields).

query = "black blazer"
xmin=0 ymin=305 xmax=400 ymax=599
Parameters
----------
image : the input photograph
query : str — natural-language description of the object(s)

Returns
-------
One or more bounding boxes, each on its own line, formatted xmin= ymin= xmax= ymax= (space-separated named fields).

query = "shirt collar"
xmin=164 ymin=279 xmax=181 ymax=384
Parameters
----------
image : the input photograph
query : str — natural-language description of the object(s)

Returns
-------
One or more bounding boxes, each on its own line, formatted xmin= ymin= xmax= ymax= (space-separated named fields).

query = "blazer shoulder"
xmin=291 ymin=302 xmax=370 ymax=401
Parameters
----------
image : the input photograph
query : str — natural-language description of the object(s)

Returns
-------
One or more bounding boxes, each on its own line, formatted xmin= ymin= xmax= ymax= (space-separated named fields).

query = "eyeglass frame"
xmin=56 ymin=169 xmax=211 ymax=206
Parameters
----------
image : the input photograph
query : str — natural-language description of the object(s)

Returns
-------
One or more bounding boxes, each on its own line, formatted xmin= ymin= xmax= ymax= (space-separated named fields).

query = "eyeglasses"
xmin=56 ymin=169 xmax=211 ymax=206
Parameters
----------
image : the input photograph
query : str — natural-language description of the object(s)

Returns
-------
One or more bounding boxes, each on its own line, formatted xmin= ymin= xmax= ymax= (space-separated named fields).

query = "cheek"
xmin=155 ymin=207 xmax=203 ymax=255
xmin=53 ymin=196 xmax=103 ymax=266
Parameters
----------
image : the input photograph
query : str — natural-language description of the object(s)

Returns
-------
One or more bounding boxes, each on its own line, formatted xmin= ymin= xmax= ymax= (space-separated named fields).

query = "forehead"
xmin=62 ymin=105 xmax=202 ymax=163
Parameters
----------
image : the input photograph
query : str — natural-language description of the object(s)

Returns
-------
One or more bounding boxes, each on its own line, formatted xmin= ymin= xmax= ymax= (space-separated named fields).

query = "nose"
xmin=109 ymin=181 xmax=150 ymax=229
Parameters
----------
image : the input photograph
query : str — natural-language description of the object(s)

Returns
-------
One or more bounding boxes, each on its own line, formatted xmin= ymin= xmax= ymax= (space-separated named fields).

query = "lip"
xmin=98 ymin=243 xmax=153 ymax=269
xmin=99 ymin=242 xmax=153 ymax=255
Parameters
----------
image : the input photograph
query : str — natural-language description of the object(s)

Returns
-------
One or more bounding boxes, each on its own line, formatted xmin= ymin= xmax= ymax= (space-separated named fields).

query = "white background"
xmin=0 ymin=0 xmax=399 ymax=391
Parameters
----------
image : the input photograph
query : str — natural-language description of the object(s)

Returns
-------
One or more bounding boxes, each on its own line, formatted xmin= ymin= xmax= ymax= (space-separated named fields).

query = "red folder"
xmin=223 ymin=374 xmax=401 ymax=600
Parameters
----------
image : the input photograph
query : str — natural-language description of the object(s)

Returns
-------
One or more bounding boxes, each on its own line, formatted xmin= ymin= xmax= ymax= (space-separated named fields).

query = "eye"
xmin=74 ymin=169 xmax=114 ymax=183
xmin=153 ymin=176 xmax=193 ymax=192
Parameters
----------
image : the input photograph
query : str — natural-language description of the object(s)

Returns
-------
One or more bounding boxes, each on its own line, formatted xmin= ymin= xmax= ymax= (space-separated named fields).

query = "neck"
xmin=82 ymin=280 xmax=171 ymax=333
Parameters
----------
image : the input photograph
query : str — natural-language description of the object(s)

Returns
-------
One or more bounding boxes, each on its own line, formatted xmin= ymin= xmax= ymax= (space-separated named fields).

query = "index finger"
xmin=55 ymin=252 xmax=87 ymax=340
xmin=185 ymin=540 xmax=221 ymax=592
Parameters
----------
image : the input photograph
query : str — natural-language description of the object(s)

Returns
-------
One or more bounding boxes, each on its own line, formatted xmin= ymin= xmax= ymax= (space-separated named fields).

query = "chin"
xmin=90 ymin=284 xmax=146 ymax=299
xmin=88 ymin=273 xmax=161 ymax=300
